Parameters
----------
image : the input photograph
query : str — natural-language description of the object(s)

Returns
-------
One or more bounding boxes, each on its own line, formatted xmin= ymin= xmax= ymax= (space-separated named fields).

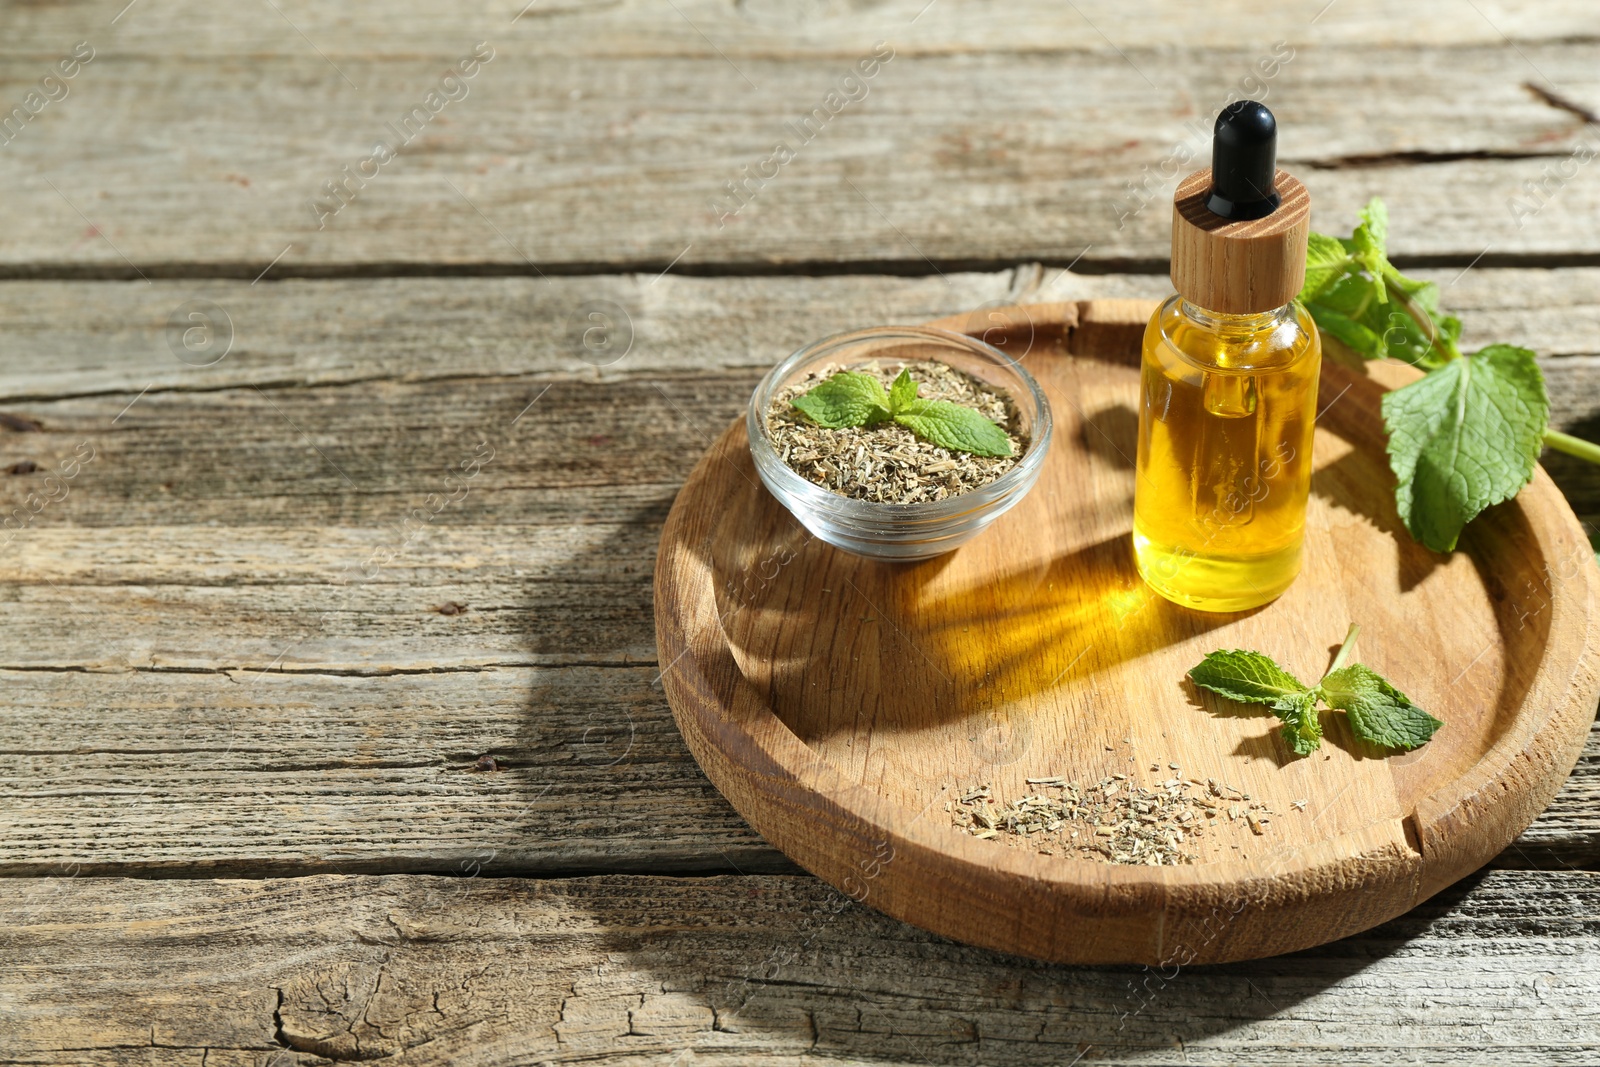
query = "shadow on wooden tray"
xmin=694 ymin=370 xmax=1557 ymax=857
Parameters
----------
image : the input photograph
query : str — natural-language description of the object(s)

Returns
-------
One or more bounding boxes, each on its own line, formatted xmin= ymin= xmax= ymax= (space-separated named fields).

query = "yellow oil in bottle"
xmin=1132 ymin=294 xmax=1321 ymax=612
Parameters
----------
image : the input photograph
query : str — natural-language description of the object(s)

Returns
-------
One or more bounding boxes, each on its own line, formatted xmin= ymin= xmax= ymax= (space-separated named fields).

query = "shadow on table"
xmin=525 ymin=494 xmax=1416 ymax=1064
xmin=554 ymin=862 xmax=1444 ymax=1064
xmin=505 ymin=412 xmax=1457 ymax=1062
xmin=501 ymin=492 xmax=799 ymax=877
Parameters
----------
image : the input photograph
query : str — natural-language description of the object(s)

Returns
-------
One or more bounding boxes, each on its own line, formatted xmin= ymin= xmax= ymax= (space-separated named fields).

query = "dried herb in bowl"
xmin=767 ymin=359 xmax=1026 ymax=504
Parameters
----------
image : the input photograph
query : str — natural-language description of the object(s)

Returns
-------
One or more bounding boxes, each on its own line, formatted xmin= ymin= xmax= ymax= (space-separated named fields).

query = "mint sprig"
xmin=1188 ymin=624 xmax=1441 ymax=757
xmin=1298 ymin=197 xmax=1598 ymax=552
xmin=790 ymin=368 xmax=1013 ymax=458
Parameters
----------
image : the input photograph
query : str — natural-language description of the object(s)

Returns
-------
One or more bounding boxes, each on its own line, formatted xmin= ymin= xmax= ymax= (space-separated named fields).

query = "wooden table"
xmin=2 ymin=2 xmax=1597 ymax=1063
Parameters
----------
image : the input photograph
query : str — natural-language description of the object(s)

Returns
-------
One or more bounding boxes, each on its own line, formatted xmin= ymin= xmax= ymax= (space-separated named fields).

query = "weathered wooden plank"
xmin=0 ymin=271 xmax=1597 ymax=530
xmin=0 ymin=525 xmax=662 ymax=669
xmin=0 ymin=273 xmax=1028 ymax=400
xmin=0 ymin=3 xmax=1597 ymax=270
xmin=0 ymin=664 xmax=791 ymax=878
xmin=6 ymin=0 xmax=1597 ymax=57
xmin=1 ymin=870 xmax=1596 ymax=1065
xmin=0 ymin=372 xmax=745 ymax=527
xmin=1 ymin=268 xmax=1597 ymax=403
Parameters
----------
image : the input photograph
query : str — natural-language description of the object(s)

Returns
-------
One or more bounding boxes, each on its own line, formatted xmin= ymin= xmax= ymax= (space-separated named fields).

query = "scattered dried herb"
xmin=768 ymin=360 xmax=1025 ymax=504
xmin=950 ymin=766 xmax=1289 ymax=866
xmin=1189 ymin=623 xmax=1442 ymax=756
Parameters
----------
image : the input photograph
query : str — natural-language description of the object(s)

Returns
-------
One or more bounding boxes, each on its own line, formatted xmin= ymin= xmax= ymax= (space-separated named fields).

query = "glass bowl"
xmin=747 ymin=325 xmax=1052 ymax=561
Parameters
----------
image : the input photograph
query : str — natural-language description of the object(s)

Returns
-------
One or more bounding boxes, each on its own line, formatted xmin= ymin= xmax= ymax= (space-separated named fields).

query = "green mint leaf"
xmin=1303 ymin=272 xmax=1394 ymax=359
xmin=1301 ymin=199 xmax=1460 ymax=369
xmin=1191 ymin=626 xmax=1440 ymax=759
xmin=1299 ymin=232 xmax=1353 ymax=302
xmin=1382 ymin=344 xmax=1549 ymax=551
xmin=1273 ymin=691 xmax=1324 ymax=756
xmin=1188 ymin=650 xmax=1309 ymax=706
xmin=1321 ymin=664 xmax=1442 ymax=750
xmin=791 ymin=371 xmax=892 ymax=429
xmin=1440 ymin=315 xmax=1463 ymax=350
xmin=888 ymin=368 xmax=918 ymax=413
xmin=1306 ymin=268 xmax=1455 ymax=369
xmin=893 ymin=398 xmax=1013 ymax=457
xmin=1190 ymin=651 xmax=1321 ymax=754
xmin=1378 ymin=263 xmax=1458 ymax=368
xmin=1350 ymin=198 xmax=1392 ymax=304
xmin=1304 ymin=298 xmax=1387 ymax=360
xmin=1358 ymin=197 xmax=1389 ymax=253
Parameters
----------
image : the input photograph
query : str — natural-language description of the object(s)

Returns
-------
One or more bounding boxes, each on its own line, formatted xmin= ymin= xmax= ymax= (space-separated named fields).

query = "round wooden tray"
xmin=653 ymin=300 xmax=1600 ymax=965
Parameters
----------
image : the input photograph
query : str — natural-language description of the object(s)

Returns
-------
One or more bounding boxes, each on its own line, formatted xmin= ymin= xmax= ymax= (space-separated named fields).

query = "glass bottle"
xmin=1132 ymin=101 xmax=1320 ymax=612
xmin=1133 ymin=295 xmax=1320 ymax=611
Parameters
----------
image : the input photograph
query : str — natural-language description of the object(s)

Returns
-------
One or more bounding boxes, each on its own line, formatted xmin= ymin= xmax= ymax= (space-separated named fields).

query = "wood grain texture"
xmin=8 ymin=0 xmax=1598 ymax=57
xmin=1 ymin=269 xmax=1595 ymax=399
xmin=1171 ymin=169 xmax=1311 ymax=313
xmin=0 ymin=0 xmax=1594 ymax=1048
xmin=0 ymin=272 xmax=1597 ymax=880
xmin=2 ymin=870 xmax=1598 ymax=1066
xmin=1 ymin=269 xmax=1598 ymax=526
xmin=0 ymin=2 xmax=1597 ymax=271
xmin=655 ymin=300 xmax=1600 ymax=963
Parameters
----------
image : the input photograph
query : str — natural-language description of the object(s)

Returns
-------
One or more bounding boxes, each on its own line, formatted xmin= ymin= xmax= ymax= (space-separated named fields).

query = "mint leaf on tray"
xmin=1187 ymin=649 xmax=1309 ymax=706
xmin=1188 ymin=625 xmax=1441 ymax=756
xmin=1320 ymin=663 xmax=1443 ymax=751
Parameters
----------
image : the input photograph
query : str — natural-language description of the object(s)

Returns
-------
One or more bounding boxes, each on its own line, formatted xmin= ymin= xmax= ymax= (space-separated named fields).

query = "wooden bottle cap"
xmin=1170 ymin=167 xmax=1310 ymax=314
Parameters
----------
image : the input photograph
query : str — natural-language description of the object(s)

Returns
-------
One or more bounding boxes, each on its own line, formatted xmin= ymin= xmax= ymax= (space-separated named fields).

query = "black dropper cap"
xmin=1205 ymin=101 xmax=1281 ymax=221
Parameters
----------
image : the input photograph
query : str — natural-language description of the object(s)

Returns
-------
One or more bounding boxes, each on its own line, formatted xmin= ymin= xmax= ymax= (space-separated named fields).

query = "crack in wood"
xmin=0 ymin=663 xmax=562 ymax=677
xmin=1524 ymin=81 xmax=1600 ymax=125
xmin=1304 ymin=148 xmax=1581 ymax=170
xmin=2 ymin=254 xmax=1600 ymax=285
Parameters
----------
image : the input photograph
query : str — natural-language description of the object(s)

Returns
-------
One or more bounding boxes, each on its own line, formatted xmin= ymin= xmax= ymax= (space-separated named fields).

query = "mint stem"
xmin=1376 ymin=267 xmax=1600 ymax=467
xmin=1543 ymin=428 xmax=1600 ymax=467
xmin=1384 ymin=279 xmax=1462 ymax=362
xmin=1323 ymin=623 xmax=1360 ymax=679
xmin=1376 ymin=274 xmax=1600 ymax=468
